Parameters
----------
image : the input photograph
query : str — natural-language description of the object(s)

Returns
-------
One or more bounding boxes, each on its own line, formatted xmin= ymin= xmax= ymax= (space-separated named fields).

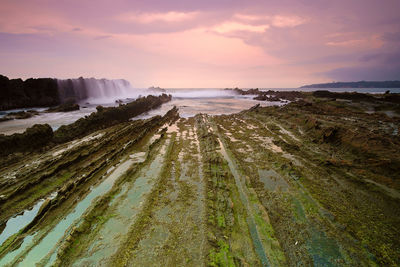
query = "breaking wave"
xmin=56 ymin=78 xmax=240 ymax=104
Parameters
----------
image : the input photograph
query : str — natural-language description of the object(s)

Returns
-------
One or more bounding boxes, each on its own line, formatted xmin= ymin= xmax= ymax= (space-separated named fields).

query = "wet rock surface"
xmin=231 ymin=88 xmax=306 ymax=102
xmin=46 ymin=103 xmax=80 ymax=113
xmin=0 ymin=94 xmax=399 ymax=266
xmin=1 ymin=110 xmax=39 ymax=120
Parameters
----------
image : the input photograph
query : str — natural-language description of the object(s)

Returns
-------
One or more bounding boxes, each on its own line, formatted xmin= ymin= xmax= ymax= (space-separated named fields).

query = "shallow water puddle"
xmin=0 ymin=193 xmax=57 ymax=247
xmin=307 ymin=226 xmax=343 ymax=266
xmin=0 ymin=234 xmax=37 ymax=266
xmin=9 ymin=159 xmax=134 ymax=266
xmin=72 ymin=140 xmax=170 ymax=266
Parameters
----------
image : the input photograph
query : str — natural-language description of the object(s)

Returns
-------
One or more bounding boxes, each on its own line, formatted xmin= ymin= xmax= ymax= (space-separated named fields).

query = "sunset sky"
xmin=0 ymin=0 xmax=399 ymax=87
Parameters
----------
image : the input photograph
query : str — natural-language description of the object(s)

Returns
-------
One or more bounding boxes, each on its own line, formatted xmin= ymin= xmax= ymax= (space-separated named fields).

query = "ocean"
xmin=0 ymin=87 xmax=399 ymax=135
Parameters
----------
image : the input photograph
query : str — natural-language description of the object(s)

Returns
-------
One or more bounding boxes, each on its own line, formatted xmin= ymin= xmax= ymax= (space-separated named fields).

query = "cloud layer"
xmin=0 ymin=0 xmax=399 ymax=87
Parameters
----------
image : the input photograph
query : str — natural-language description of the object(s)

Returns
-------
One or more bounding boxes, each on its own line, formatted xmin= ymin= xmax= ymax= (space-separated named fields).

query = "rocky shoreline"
xmin=230 ymin=87 xmax=400 ymax=104
xmin=0 ymin=94 xmax=172 ymax=157
xmin=0 ymin=91 xmax=399 ymax=266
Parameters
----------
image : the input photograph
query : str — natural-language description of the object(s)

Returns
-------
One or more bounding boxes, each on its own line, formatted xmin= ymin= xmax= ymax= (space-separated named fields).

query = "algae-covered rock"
xmin=53 ymin=94 xmax=172 ymax=143
xmin=0 ymin=124 xmax=53 ymax=155
xmin=5 ymin=110 xmax=40 ymax=120
xmin=46 ymin=103 xmax=80 ymax=113
xmin=24 ymin=124 xmax=53 ymax=147
xmin=312 ymin=90 xmax=376 ymax=102
xmin=232 ymin=87 xmax=305 ymax=101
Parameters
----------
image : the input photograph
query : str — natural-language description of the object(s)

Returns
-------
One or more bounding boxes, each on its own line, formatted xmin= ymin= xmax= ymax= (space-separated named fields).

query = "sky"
xmin=0 ymin=0 xmax=399 ymax=88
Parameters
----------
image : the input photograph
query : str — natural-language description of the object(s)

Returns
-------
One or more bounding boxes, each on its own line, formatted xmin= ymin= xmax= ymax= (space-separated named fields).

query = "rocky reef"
xmin=312 ymin=90 xmax=400 ymax=103
xmin=45 ymin=102 xmax=80 ymax=113
xmin=232 ymin=87 xmax=400 ymax=106
xmin=0 ymin=91 xmax=399 ymax=266
xmin=0 ymin=110 xmax=40 ymax=122
xmin=0 ymin=94 xmax=172 ymax=157
xmin=53 ymin=94 xmax=172 ymax=143
xmin=0 ymin=124 xmax=53 ymax=155
xmin=232 ymin=88 xmax=306 ymax=102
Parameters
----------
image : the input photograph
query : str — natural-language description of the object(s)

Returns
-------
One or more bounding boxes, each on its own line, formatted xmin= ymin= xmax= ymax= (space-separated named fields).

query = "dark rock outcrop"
xmin=312 ymin=90 xmax=400 ymax=103
xmin=1 ymin=110 xmax=40 ymax=121
xmin=383 ymin=94 xmax=400 ymax=104
xmin=232 ymin=88 xmax=305 ymax=102
xmin=312 ymin=90 xmax=376 ymax=101
xmin=46 ymin=103 xmax=80 ymax=113
xmin=0 ymin=75 xmax=60 ymax=111
xmin=0 ymin=75 xmax=136 ymax=111
xmin=0 ymin=124 xmax=54 ymax=155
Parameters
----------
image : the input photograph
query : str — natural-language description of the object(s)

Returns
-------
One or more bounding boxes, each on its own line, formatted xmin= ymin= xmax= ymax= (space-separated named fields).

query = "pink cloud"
xmin=113 ymin=28 xmax=282 ymax=68
xmin=212 ymin=22 xmax=270 ymax=33
xmin=325 ymin=34 xmax=384 ymax=49
xmin=271 ymin=15 xmax=306 ymax=28
xmin=233 ymin=14 xmax=307 ymax=28
xmin=0 ymin=0 xmax=399 ymax=86
xmin=117 ymin=11 xmax=199 ymax=24
xmin=0 ymin=1 xmax=83 ymax=35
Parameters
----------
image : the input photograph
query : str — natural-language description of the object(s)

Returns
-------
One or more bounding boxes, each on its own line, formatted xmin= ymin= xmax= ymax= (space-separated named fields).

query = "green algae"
xmin=209 ymin=240 xmax=236 ymax=267
xmin=17 ymin=158 xmax=135 ymax=266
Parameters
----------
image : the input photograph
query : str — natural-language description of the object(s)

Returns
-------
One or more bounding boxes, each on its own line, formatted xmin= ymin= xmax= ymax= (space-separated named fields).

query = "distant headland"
xmin=300 ymin=81 xmax=400 ymax=88
xmin=0 ymin=75 xmax=132 ymax=111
